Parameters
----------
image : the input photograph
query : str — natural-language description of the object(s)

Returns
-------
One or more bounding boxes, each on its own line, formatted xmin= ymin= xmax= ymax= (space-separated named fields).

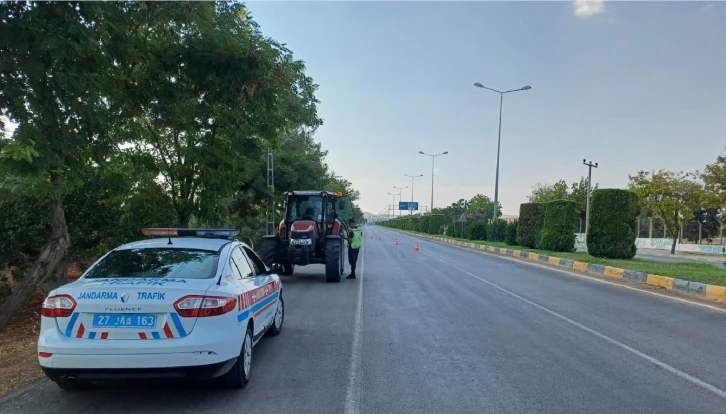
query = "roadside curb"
xmin=393 ymin=230 xmax=726 ymax=303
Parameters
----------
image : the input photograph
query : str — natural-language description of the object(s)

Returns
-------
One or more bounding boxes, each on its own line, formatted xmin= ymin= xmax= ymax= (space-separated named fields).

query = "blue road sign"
xmin=399 ymin=201 xmax=419 ymax=211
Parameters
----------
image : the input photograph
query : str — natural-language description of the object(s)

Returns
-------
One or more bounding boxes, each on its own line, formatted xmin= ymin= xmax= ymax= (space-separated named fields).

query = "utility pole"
xmin=266 ymin=148 xmax=275 ymax=235
xmin=583 ymin=159 xmax=599 ymax=236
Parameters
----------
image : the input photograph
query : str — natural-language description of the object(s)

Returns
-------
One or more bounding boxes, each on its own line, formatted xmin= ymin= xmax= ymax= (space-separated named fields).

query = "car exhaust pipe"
xmin=65 ymin=375 xmax=79 ymax=385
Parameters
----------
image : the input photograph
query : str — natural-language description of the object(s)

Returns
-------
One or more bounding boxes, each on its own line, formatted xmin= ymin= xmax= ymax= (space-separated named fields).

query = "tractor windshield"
xmin=287 ymin=195 xmax=324 ymax=222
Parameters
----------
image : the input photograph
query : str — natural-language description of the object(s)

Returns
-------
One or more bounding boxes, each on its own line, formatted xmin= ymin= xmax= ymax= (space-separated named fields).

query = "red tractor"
xmin=259 ymin=190 xmax=354 ymax=283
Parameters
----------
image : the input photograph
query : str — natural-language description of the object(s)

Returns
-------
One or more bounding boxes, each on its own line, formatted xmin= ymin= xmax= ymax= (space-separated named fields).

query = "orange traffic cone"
xmin=395 ymin=239 xmax=399 ymax=246
xmin=414 ymin=243 xmax=419 ymax=251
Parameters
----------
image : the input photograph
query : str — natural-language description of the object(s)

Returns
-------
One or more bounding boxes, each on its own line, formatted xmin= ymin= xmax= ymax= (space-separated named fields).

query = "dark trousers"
xmin=348 ymin=247 xmax=360 ymax=273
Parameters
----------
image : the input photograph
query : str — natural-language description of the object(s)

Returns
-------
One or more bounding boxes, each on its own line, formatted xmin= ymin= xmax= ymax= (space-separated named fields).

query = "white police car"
xmin=37 ymin=228 xmax=285 ymax=390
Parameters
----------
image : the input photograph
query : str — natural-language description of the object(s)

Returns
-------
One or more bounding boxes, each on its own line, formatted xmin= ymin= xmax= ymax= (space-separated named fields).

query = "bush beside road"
xmin=395 ymin=229 xmax=726 ymax=290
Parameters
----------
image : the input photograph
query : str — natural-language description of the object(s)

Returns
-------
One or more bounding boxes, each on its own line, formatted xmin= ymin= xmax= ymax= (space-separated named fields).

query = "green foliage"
xmin=428 ymin=214 xmax=443 ymax=235
xmin=0 ymin=2 xmax=360 ymax=322
xmin=538 ymin=200 xmax=577 ymax=252
xmin=517 ymin=203 xmax=544 ymax=248
xmin=587 ymin=189 xmax=639 ymax=259
xmin=529 ymin=177 xmax=597 ymax=221
xmin=489 ymin=219 xmax=507 ymax=242
xmin=468 ymin=221 xmax=487 ymax=240
xmin=419 ymin=215 xmax=430 ymax=233
xmin=432 ymin=194 xmax=501 ymax=224
xmin=411 ymin=216 xmax=421 ymax=232
xmin=628 ymin=170 xmax=713 ymax=252
xmin=505 ymin=220 xmax=519 ymax=245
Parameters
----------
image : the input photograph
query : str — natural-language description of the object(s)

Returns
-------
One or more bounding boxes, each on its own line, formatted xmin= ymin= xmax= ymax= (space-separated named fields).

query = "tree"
xmin=528 ymin=177 xmax=598 ymax=222
xmin=528 ymin=180 xmax=569 ymax=203
xmin=0 ymin=2 xmax=131 ymax=329
xmin=703 ymin=152 xmax=726 ymax=208
xmin=628 ymin=170 xmax=711 ymax=254
xmin=568 ymin=176 xmax=599 ymax=215
xmin=120 ymin=2 xmax=321 ymax=228
xmin=467 ymin=193 xmax=501 ymax=221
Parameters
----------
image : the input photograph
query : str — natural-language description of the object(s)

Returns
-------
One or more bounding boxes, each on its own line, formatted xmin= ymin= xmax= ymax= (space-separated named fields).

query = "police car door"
xmin=242 ymin=246 xmax=278 ymax=330
xmin=230 ymin=246 xmax=264 ymax=338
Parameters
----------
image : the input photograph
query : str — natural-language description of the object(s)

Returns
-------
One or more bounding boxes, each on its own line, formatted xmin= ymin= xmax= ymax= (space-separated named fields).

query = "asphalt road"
xmin=3 ymin=225 xmax=726 ymax=413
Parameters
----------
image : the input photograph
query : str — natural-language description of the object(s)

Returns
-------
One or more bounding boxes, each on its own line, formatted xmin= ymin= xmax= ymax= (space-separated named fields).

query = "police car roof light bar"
xmin=142 ymin=228 xmax=240 ymax=240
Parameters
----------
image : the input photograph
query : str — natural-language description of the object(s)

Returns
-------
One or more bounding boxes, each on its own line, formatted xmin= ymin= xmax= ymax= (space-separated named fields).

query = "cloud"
xmin=573 ymin=0 xmax=605 ymax=17
xmin=699 ymin=3 xmax=716 ymax=12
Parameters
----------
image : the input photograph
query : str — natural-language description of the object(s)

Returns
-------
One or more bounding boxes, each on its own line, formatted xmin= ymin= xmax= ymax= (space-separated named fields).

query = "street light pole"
xmin=474 ymin=82 xmax=531 ymax=221
xmin=404 ymin=174 xmax=423 ymax=215
xmin=393 ymin=186 xmax=408 ymax=218
xmin=583 ymin=159 xmax=599 ymax=236
xmin=418 ymin=151 xmax=448 ymax=213
xmin=387 ymin=192 xmax=396 ymax=220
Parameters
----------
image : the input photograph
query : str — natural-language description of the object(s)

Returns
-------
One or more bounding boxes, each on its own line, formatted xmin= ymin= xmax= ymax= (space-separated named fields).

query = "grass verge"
xmin=403 ymin=231 xmax=726 ymax=287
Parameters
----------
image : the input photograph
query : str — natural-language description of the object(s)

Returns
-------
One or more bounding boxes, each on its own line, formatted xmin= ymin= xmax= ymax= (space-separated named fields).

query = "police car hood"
xmin=52 ymin=277 xmax=217 ymax=340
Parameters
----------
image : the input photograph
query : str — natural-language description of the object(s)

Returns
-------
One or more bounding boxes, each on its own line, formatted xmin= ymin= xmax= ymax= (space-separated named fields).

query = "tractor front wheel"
xmin=325 ymin=237 xmax=342 ymax=283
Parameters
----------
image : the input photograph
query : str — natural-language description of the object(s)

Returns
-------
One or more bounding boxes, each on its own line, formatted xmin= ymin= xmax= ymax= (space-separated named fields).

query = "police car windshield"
xmin=84 ymin=248 xmax=219 ymax=279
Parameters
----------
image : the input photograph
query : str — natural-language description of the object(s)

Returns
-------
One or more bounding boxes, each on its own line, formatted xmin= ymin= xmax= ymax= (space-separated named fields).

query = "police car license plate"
xmin=92 ymin=314 xmax=157 ymax=328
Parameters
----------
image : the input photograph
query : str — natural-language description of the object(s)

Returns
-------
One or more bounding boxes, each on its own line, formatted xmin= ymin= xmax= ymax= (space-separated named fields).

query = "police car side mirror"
xmin=269 ymin=263 xmax=284 ymax=274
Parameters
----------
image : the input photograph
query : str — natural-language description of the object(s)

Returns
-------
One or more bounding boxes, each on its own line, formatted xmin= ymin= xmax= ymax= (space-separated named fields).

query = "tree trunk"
xmin=178 ymin=212 xmax=190 ymax=228
xmin=0 ymin=172 xmax=71 ymax=330
xmin=669 ymin=212 xmax=678 ymax=255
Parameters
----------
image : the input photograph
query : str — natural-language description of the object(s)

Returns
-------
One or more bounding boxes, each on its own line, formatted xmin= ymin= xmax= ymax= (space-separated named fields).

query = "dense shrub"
xmin=452 ymin=221 xmax=468 ymax=238
xmin=419 ymin=215 xmax=431 ymax=233
xmin=505 ymin=220 xmax=518 ymax=245
xmin=445 ymin=224 xmax=454 ymax=237
xmin=538 ymin=200 xmax=577 ymax=252
xmin=410 ymin=216 xmax=420 ymax=232
xmin=469 ymin=221 xmax=487 ymax=240
xmin=489 ymin=219 xmax=507 ymax=242
xmin=587 ymin=189 xmax=639 ymax=259
xmin=428 ymin=214 xmax=443 ymax=235
xmin=517 ymin=203 xmax=544 ymax=248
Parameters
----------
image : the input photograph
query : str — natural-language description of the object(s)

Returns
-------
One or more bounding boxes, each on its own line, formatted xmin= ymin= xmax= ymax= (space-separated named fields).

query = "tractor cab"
xmin=260 ymin=190 xmax=354 ymax=283
xmin=282 ymin=191 xmax=353 ymax=241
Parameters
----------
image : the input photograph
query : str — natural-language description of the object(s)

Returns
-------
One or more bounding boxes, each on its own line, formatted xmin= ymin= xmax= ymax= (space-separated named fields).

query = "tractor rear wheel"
xmin=325 ymin=238 xmax=342 ymax=283
xmin=259 ymin=237 xmax=279 ymax=268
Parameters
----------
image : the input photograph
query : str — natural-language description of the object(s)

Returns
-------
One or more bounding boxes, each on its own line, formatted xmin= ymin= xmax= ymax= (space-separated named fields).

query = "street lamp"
xmin=418 ymin=151 xmax=448 ymax=213
xmin=474 ymin=82 xmax=531 ymax=220
xmin=583 ymin=159 xmax=599 ymax=236
xmin=387 ymin=192 xmax=397 ymax=220
xmin=404 ymin=173 xmax=423 ymax=215
xmin=393 ymin=186 xmax=408 ymax=218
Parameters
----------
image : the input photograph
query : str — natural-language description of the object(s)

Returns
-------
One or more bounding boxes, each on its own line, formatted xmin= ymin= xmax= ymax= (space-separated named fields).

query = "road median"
xmin=391 ymin=229 xmax=726 ymax=303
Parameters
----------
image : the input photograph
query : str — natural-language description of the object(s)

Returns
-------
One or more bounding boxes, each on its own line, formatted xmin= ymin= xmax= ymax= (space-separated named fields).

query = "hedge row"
xmin=380 ymin=188 xmax=639 ymax=259
xmin=587 ymin=189 xmax=639 ymax=259
xmin=379 ymin=213 xmax=444 ymax=235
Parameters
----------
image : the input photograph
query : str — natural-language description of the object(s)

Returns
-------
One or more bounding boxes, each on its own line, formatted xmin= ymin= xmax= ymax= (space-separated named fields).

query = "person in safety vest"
xmin=346 ymin=219 xmax=363 ymax=279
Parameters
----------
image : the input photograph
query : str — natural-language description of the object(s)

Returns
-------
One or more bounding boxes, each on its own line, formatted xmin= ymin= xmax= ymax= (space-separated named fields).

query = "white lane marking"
xmin=344 ymin=243 xmax=365 ymax=414
xmin=422 ymin=251 xmax=726 ymax=400
xmin=411 ymin=233 xmax=726 ymax=314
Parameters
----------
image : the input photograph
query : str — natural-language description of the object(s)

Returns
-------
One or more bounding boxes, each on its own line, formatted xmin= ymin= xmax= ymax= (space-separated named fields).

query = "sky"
xmin=246 ymin=1 xmax=725 ymax=216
